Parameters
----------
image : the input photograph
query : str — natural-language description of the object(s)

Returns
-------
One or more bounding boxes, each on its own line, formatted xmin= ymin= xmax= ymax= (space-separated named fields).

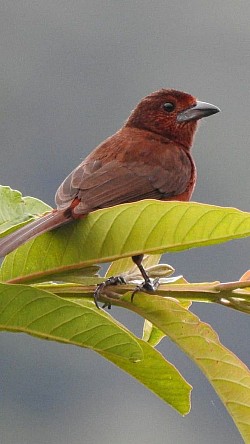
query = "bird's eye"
xmin=163 ymin=102 xmax=175 ymax=112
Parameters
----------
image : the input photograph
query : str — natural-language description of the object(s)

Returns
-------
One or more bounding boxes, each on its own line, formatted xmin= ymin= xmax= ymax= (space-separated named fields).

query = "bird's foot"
xmin=94 ymin=276 xmax=126 ymax=309
xmin=131 ymin=277 xmax=160 ymax=302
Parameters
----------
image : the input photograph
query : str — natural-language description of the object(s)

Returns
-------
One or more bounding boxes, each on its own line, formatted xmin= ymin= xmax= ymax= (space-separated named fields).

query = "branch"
xmin=34 ymin=276 xmax=250 ymax=314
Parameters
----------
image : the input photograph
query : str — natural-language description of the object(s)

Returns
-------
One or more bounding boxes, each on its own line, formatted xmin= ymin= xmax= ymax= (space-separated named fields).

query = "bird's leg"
xmin=93 ymin=254 xmax=159 ymax=309
xmin=132 ymin=254 xmax=153 ymax=289
xmin=93 ymin=276 xmax=126 ymax=309
xmin=131 ymin=254 xmax=159 ymax=301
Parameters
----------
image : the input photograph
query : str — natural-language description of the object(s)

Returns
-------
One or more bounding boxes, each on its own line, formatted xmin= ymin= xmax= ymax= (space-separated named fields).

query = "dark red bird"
xmin=0 ymin=89 xmax=220 ymax=299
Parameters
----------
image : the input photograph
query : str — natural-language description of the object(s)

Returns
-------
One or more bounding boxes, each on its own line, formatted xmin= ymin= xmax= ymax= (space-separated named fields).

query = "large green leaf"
xmin=125 ymin=292 xmax=250 ymax=443
xmin=0 ymin=282 xmax=191 ymax=415
xmin=99 ymin=338 xmax=192 ymax=415
xmin=1 ymin=199 xmax=250 ymax=283
xmin=0 ymin=282 xmax=143 ymax=361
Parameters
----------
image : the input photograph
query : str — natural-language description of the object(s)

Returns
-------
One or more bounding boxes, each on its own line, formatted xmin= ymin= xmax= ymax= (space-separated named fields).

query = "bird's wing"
xmin=55 ymin=151 xmax=192 ymax=215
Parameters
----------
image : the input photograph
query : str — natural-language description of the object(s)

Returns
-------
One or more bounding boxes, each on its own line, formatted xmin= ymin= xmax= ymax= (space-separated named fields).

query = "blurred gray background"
xmin=0 ymin=1 xmax=249 ymax=443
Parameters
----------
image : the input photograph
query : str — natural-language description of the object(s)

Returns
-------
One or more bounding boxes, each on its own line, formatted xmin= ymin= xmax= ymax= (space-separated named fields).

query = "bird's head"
xmin=126 ymin=89 xmax=220 ymax=149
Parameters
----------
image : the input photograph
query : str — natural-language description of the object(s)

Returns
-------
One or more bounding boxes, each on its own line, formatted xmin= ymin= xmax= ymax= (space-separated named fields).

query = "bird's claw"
xmin=94 ymin=275 xmax=160 ymax=308
xmin=94 ymin=276 xmax=126 ymax=309
xmin=131 ymin=277 xmax=160 ymax=302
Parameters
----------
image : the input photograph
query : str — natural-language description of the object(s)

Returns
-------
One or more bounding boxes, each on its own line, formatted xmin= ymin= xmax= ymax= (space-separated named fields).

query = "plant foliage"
xmin=0 ymin=186 xmax=249 ymax=441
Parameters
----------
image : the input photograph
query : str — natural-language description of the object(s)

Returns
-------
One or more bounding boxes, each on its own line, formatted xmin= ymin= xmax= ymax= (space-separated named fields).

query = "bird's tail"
xmin=0 ymin=210 xmax=71 ymax=257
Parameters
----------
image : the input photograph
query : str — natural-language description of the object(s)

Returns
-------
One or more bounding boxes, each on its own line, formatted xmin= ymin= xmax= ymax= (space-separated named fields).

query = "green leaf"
xmin=142 ymin=276 xmax=192 ymax=347
xmin=126 ymin=292 xmax=250 ymax=442
xmin=99 ymin=337 xmax=192 ymax=415
xmin=23 ymin=196 xmax=52 ymax=215
xmin=0 ymin=282 xmax=143 ymax=361
xmin=67 ymin=296 xmax=191 ymax=415
xmin=0 ymin=282 xmax=191 ymax=415
xmin=0 ymin=186 xmax=51 ymax=236
xmin=2 ymin=200 xmax=250 ymax=283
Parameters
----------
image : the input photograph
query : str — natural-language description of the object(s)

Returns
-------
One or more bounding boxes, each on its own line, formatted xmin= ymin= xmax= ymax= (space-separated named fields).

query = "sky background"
xmin=0 ymin=2 xmax=249 ymax=443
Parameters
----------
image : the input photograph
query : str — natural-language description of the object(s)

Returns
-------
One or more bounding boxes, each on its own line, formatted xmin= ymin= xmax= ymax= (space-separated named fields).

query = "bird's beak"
xmin=177 ymin=101 xmax=220 ymax=123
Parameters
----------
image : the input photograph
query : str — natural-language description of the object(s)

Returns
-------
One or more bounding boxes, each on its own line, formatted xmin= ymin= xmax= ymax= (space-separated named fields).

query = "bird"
xmin=0 ymin=89 xmax=220 ymax=305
